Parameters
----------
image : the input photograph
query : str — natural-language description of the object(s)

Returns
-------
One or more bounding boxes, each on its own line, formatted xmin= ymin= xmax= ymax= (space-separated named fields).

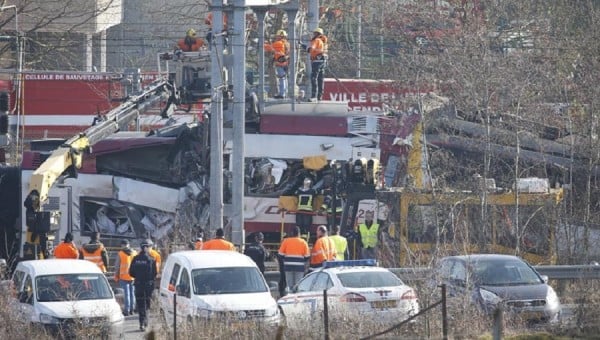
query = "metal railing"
xmin=265 ymin=264 xmax=600 ymax=285
xmin=389 ymin=265 xmax=600 ymax=282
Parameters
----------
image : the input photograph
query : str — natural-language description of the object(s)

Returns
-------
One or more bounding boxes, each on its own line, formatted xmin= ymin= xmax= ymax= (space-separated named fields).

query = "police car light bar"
xmin=323 ymin=259 xmax=377 ymax=269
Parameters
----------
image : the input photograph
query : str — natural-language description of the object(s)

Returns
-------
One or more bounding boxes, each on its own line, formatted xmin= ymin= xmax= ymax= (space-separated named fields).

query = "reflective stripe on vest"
xmin=118 ymin=250 xmax=135 ymax=281
xmin=297 ymin=194 xmax=314 ymax=211
xmin=359 ymin=223 xmax=379 ymax=248
xmin=329 ymin=235 xmax=347 ymax=260
xmin=82 ymin=247 xmax=106 ymax=272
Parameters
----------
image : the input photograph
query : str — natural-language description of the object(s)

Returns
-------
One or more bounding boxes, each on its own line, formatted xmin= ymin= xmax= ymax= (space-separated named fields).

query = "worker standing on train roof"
xmin=264 ymin=29 xmax=291 ymax=99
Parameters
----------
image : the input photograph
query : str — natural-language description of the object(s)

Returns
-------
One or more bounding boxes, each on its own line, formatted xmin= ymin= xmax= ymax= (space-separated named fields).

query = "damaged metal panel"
xmin=89 ymin=124 xmax=209 ymax=187
xmin=241 ymin=134 xmax=378 ymax=160
xmin=112 ymin=176 xmax=179 ymax=212
xmin=59 ymin=173 xmax=208 ymax=243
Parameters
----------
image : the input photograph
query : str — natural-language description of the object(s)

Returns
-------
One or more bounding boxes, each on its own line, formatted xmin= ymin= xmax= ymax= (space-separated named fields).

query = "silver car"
xmin=432 ymin=254 xmax=561 ymax=323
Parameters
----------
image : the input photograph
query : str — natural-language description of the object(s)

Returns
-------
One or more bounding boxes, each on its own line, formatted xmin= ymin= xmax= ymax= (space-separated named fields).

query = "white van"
xmin=159 ymin=250 xmax=281 ymax=328
xmin=4 ymin=259 xmax=124 ymax=339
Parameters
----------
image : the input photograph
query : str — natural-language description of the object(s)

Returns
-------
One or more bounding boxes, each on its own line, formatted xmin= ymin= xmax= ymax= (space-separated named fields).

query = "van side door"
xmin=175 ymin=268 xmax=193 ymax=320
xmin=14 ymin=273 xmax=35 ymax=322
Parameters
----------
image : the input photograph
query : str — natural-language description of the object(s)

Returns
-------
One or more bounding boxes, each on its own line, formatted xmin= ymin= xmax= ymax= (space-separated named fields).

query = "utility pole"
xmin=255 ymin=8 xmax=267 ymax=114
xmin=231 ymin=0 xmax=247 ymax=248
xmin=209 ymin=0 xmax=225 ymax=233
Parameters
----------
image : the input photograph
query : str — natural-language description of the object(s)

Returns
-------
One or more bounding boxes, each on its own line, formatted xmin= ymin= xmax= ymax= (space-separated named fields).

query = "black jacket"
xmin=129 ymin=251 xmax=157 ymax=285
xmin=244 ymin=242 xmax=268 ymax=273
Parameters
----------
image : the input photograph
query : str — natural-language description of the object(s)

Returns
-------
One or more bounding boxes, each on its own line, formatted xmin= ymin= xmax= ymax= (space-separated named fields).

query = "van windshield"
xmin=36 ymin=274 xmax=114 ymax=302
xmin=192 ymin=267 xmax=268 ymax=295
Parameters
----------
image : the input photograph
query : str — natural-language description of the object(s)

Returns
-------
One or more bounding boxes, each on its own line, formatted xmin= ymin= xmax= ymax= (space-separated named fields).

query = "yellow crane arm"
xmin=22 ymin=77 xmax=177 ymax=261
xmin=27 ymin=136 xmax=90 ymax=207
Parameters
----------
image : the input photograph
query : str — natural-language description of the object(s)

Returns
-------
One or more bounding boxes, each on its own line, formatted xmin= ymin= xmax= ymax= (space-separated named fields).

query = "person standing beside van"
xmin=129 ymin=239 xmax=157 ymax=332
xmin=54 ymin=232 xmax=79 ymax=259
xmin=202 ymin=228 xmax=236 ymax=251
xmin=79 ymin=232 xmax=108 ymax=273
xmin=114 ymin=239 xmax=137 ymax=316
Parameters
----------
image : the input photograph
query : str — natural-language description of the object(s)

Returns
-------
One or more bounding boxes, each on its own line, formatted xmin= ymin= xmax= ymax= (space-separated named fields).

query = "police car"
xmin=277 ymin=260 xmax=419 ymax=331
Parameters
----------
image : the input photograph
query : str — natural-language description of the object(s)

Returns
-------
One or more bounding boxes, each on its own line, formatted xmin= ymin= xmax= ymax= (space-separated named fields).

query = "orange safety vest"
xmin=309 ymin=36 xmax=328 ymax=61
xmin=54 ymin=242 xmax=79 ymax=259
xmin=81 ymin=246 xmax=107 ymax=272
xmin=278 ymin=237 xmax=310 ymax=257
xmin=117 ymin=250 xmax=136 ymax=281
xmin=177 ymin=37 xmax=205 ymax=52
xmin=310 ymin=236 xmax=332 ymax=266
xmin=202 ymin=238 xmax=236 ymax=251
xmin=264 ymin=38 xmax=290 ymax=67
xmin=194 ymin=240 xmax=203 ymax=250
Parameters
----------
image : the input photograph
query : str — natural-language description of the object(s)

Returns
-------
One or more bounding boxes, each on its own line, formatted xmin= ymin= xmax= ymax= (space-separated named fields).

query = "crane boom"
xmin=23 ymin=76 xmax=178 ymax=259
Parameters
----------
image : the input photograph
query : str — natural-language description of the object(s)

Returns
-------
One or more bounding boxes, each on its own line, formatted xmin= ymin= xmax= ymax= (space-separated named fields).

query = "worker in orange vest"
xmin=309 ymin=225 xmax=336 ymax=271
xmin=113 ymin=239 xmax=137 ymax=316
xmin=202 ymin=228 xmax=236 ymax=251
xmin=278 ymin=226 xmax=310 ymax=294
xmin=79 ymin=232 xmax=108 ymax=272
xmin=264 ymin=29 xmax=290 ymax=99
xmin=53 ymin=232 xmax=79 ymax=259
xmin=301 ymin=27 xmax=328 ymax=101
xmin=176 ymin=28 xmax=206 ymax=52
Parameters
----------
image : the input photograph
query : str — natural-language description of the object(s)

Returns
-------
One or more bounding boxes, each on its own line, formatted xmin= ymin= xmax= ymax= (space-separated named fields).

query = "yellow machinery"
xmin=22 ymin=77 xmax=177 ymax=259
xmin=382 ymin=102 xmax=565 ymax=266
xmin=382 ymin=188 xmax=564 ymax=266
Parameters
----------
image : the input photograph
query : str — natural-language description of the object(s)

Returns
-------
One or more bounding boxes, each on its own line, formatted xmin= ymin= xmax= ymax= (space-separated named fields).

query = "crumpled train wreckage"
xmin=74 ymin=123 xmax=210 ymax=243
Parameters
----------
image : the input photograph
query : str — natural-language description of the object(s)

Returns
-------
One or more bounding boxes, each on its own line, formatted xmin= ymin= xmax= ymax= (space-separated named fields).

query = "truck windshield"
xmin=36 ymin=274 xmax=114 ymax=302
xmin=192 ymin=267 xmax=268 ymax=295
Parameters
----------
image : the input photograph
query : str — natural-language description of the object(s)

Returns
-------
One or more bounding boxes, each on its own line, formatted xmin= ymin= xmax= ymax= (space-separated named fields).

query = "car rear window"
xmin=338 ymin=271 xmax=403 ymax=288
xmin=192 ymin=267 xmax=268 ymax=295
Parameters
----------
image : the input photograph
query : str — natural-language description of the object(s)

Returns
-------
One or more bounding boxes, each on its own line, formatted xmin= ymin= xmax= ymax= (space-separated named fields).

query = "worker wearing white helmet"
xmin=302 ymin=27 xmax=328 ymax=101
xmin=264 ymin=29 xmax=291 ymax=99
